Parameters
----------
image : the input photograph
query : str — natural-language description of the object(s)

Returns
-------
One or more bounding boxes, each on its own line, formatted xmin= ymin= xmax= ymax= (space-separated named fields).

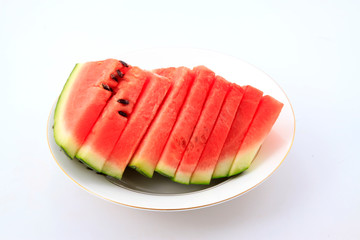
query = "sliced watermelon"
xmin=75 ymin=67 xmax=147 ymax=171
xmin=101 ymin=72 xmax=172 ymax=179
xmin=229 ymin=95 xmax=283 ymax=176
xmin=155 ymin=66 xmax=215 ymax=178
xmin=212 ymin=85 xmax=263 ymax=178
xmin=54 ymin=59 xmax=129 ymax=158
xmin=129 ymin=67 xmax=194 ymax=177
xmin=54 ymin=59 xmax=284 ymax=185
xmin=190 ymin=84 xmax=244 ymax=184
xmin=173 ymin=76 xmax=231 ymax=184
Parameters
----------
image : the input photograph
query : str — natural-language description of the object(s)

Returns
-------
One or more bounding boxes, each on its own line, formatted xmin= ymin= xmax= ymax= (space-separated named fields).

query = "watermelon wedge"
xmin=190 ymin=84 xmax=244 ymax=184
xmin=155 ymin=66 xmax=215 ymax=178
xmin=54 ymin=59 xmax=129 ymax=158
xmin=75 ymin=67 xmax=147 ymax=171
xmin=129 ymin=67 xmax=194 ymax=177
xmin=228 ymin=95 xmax=284 ymax=176
xmin=173 ymin=76 xmax=231 ymax=184
xmin=101 ymin=72 xmax=172 ymax=179
xmin=212 ymin=85 xmax=263 ymax=178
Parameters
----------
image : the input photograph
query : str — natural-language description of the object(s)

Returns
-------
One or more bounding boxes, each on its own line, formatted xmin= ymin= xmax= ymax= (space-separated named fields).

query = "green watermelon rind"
xmin=128 ymin=159 xmax=154 ymax=178
xmin=197 ymin=146 xmax=261 ymax=182
xmin=171 ymin=173 xmax=191 ymax=185
xmin=75 ymin=146 xmax=106 ymax=173
xmin=228 ymin=146 xmax=260 ymax=176
xmin=211 ymin=157 xmax=234 ymax=179
xmin=54 ymin=63 xmax=83 ymax=159
xmin=190 ymin=171 xmax=214 ymax=185
xmin=155 ymin=161 xmax=177 ymax=178
xmin=101 ymin=161 xmax=123 ymax=179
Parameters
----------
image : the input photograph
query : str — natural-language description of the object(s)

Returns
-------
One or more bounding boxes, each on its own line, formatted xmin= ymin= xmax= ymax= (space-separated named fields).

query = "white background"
xmin=1 ymin=0 xmax=359 ymax=239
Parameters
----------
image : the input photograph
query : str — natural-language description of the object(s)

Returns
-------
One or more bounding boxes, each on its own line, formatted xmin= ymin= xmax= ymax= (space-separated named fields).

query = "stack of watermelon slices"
xmin=54 ymin=59 xmax=283 ymax=185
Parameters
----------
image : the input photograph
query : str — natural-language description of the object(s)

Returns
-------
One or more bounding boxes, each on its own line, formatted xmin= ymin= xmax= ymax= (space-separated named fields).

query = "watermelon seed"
xmin=117 ymin=69 xmax=124 ymax=78
xmin=119 ymin=60 xmax=129 ymax=68
xmin=102 ymin=83 xmax=113 ymax=92
xmin=117 ymin=99 xmax=129 ymax=105
xmin=110 ymin=74 xmax=118 ymax=82
xmin=86 ymin=166 xmax=92 ymax=170
xmin=118 ymin=111 xmax=128 ymax=117
xmin=96 ymin=172 xmax=106 ymax=176
xmin=180 ymin=138 xmax=187 ymax=149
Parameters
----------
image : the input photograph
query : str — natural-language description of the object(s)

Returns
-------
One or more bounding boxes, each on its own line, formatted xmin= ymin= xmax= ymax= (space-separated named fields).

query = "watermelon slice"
xmin=54 ymin=59 xmax=284 ymax=185
xmin=75 ymin=67 xmax=147 ymax=171
xmin=54 ymin=59 xmax=129 ymax=158
xmin=190 ymin=84 xmax=244 ymax=184
xmin=155 ymin=66 xmax=215 ymax=178
xmin=212 ymin=85 xmax=263 ymax=178
xmin=129 ymin=67 xmax=194 ymax=177
xmin=228 ymin=95 xmax=284 ymax=176
xmin=101 ymin=72 xmax=172 ymax=179
xmin=173 ymin=76 xmax=231 ymax=184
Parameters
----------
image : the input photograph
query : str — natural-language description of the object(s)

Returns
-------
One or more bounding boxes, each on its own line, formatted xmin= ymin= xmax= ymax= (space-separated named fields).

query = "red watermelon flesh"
xmin=212 ymin=85 xmax=263 ymax=178
xmin=173 ymin=76 xmax=231 ymax=184
xmin=229 ymin=95 xmax=284 ymax=176
xmin=75 ymin=67 xmax=148 ymax=171
xmin=190 ymin=84 xmax=244 ymax=184
xmin=155 ymin=66 xmax=215 ymax=178
xmin=54 ymin=59 xmax=129 ymax=158
xmin=128 ymin=67 xmax=194 ymax=178
xmin=101 ymin=72 xmax=172 ymax=179
xmin=152 ymin=67 xmax=177 ymax=79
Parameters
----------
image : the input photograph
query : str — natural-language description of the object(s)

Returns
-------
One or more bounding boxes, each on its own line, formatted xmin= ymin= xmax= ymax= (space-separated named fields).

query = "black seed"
xmin=117 ymin=99 xmax=129 ymax=105
xmin=116 ymin=69 xmax=124 ymax=78
xmin=96 ymin=172 xmax=106 ymax=176
xmin=110 ymin=74 xmax=118 ymax=82
xmin=102 ymin=83 xmax=113 ymax=92
xmin=118 ymin=111 xmax=128 ymax=117
xmin=86 ymin=166 xmax=92 ymax=170
xmin=119 ymin=60 xmax=129 ymax=68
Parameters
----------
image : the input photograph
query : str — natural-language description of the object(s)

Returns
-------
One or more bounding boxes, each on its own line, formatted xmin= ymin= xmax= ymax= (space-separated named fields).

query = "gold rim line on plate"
xmin=46 ymin=62 xmax=296 ymax=211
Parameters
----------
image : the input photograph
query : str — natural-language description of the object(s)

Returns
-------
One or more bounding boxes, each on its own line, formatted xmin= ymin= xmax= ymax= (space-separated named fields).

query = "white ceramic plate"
xmin=47 ymin=48 xmax=295 ymax=211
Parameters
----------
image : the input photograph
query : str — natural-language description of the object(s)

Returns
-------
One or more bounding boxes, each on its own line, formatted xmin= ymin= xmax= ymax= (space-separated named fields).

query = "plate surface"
xmin=47 ymin=48 xmax=295 ymax=211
